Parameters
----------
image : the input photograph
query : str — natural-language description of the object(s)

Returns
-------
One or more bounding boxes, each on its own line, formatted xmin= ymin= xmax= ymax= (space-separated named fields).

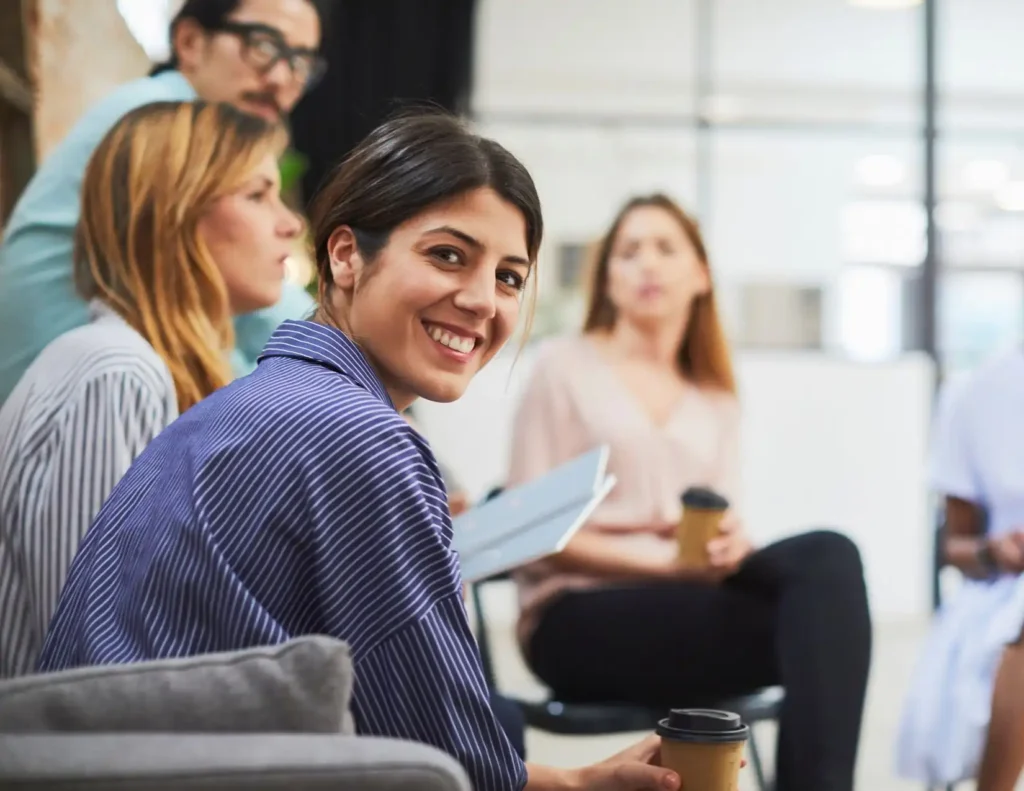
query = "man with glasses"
xmin=0 ymin=0 xmax=325 ymax=403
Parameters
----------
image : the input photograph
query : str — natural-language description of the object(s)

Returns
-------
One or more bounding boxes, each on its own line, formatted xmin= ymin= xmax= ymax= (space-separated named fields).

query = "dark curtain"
xmin=290 ymin=0 xmax=478 ymax=204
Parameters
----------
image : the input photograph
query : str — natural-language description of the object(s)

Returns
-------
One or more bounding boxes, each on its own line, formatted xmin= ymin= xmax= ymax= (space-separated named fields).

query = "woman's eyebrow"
xmin=424 ymin=225 xmax=531 ymax=266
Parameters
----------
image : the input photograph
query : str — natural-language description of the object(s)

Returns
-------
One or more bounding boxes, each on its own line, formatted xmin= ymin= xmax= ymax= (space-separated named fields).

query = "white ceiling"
xmin=474 ymin=0 xmax=1024 ymax=127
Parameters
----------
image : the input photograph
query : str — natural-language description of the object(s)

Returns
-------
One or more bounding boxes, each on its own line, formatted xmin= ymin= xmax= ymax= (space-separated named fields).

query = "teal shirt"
xmin=0 ymin=70 xmax=314 ymax=404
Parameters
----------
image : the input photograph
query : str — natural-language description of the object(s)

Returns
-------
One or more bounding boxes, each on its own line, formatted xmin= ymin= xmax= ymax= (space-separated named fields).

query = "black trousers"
xmin=528 ymin=530 xmax=871 ymax=791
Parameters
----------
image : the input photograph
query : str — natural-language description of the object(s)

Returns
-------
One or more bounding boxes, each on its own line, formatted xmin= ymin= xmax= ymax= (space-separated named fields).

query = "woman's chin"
xmin=413 ymin=372 xmax=472 ymax=404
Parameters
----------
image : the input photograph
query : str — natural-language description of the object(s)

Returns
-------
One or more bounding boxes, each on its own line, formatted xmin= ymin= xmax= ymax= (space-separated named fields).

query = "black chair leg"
xmin=748 ymin=730 xmax=769 ymax=791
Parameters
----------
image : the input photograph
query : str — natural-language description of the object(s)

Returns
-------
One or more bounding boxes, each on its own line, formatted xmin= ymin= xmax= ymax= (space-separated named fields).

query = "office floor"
xmin=475 ymin=583 xmax=1021 ymax=791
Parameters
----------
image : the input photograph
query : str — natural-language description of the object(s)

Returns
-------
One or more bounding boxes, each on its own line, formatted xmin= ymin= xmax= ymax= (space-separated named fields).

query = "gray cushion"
xmin=0 ymin=734 xmax=471 ymax=791
xmin=0 ymin=637 xmax=354 ymax=735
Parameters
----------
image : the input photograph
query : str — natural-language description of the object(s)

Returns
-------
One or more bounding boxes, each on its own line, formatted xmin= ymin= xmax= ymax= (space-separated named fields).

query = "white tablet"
xmin=453 ymin=445 xmax=616 ymax=583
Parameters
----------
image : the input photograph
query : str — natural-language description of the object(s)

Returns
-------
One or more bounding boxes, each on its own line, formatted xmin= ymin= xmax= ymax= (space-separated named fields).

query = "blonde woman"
xmin=508 ymin=194 xmax=872 ymax=791
xmin=0 ymin=100 xmax=302 ymax=677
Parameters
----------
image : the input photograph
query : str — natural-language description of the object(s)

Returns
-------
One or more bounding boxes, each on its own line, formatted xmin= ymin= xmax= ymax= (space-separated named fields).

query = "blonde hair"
xmin=583 ymin=193 xmax=736 ymax=394
xmin=74 ymin=101 xmax=288 ymax=412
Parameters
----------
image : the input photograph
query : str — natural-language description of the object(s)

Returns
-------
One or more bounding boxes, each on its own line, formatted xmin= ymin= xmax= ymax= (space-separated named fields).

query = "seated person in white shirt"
xmin=0 ymin=100 xmax=302 ymax=677
xmin=897 ymin=352 xmax=1024 ymax=791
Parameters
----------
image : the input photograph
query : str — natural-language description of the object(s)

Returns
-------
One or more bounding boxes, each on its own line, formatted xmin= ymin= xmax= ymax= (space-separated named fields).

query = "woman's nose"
xmin=278 ymin=206 xmax=305 ymax=239
xmin=452 ymin=271 xmax=497 ymax=319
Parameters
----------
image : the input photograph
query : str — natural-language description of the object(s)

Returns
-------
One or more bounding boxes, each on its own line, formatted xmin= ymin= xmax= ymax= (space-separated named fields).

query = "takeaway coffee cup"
xmin=677 ymin=487 xmax=730 ymax=568
xmin=657 ymin=708 xmax=749 ymax=791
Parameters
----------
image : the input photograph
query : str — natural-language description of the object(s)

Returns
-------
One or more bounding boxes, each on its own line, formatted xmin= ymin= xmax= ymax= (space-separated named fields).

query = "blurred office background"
xmin=419 ymin=0 xmax=1024 ymax=628
xmin=2 ymin=1 xmax=1022 ymax=786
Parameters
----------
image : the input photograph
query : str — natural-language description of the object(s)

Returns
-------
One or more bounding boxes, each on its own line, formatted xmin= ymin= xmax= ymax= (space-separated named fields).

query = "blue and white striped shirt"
xmin=0 ymin=301 xmax=177 ymax=678
xmin=37 ymin=320 xmax=527 ymax=791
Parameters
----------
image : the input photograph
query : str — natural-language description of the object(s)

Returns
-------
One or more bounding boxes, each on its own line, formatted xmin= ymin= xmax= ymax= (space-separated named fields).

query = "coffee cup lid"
xmin=680 ymin=487 xmax=730 ymax=510
xmin=656 ymin=708 xmax=750 ymax=744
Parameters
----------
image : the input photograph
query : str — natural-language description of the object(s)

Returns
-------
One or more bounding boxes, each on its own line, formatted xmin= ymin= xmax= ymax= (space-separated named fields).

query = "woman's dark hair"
xmin=308 ymin=109 xmax=543 ymax=303
xmin=149 ymin=0 xmax=325 ymax=75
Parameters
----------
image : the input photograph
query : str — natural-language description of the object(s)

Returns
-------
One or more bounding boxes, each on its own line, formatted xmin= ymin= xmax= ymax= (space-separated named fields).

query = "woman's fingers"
xmin=718 ymin=510 xmax=741 ymax=534
xmin=707 ymin=535 xmax=741 ymax=564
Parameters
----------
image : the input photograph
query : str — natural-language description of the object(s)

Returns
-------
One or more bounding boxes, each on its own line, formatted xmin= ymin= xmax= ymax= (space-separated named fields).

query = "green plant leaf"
xmin=279 ymin=149 xmax=309 ymax=193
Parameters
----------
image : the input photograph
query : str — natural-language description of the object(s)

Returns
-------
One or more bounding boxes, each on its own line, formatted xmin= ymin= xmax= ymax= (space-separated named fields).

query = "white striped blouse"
xmin=0 ymin=301 xmax=177 ymax=677
xmin=36 ymin=320 xmax=527 ymax=791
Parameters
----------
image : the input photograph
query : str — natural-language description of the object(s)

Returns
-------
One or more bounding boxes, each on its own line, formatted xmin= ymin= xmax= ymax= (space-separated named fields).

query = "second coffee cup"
xmin=658 ymin=708 xmax=749 ymax=791
xmin=676 ymin=486 xmax=729 ymax=568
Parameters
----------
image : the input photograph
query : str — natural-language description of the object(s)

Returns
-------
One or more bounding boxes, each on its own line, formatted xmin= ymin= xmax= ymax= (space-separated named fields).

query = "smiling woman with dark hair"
xmin=37 ymin=111 xmax=683 ymax=791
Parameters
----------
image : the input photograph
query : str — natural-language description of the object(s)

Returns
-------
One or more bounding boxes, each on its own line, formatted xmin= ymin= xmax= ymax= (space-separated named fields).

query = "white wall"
xmin=416 ymin=346 xmax=935 ymax=621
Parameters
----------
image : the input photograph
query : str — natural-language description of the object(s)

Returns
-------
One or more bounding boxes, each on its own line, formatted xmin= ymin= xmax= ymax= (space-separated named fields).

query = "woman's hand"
xmin=705 ymin=510 xmax=753 ymax=579
xmin=561 ymin=733 xmax=745 ymax=790
xmin=571 ymin=734 xmax=680 ymax=791
xmin=987 ymin=531 xmax=1024 ymax=573
xmin=448 ymin=490 xmax=471 ymax=517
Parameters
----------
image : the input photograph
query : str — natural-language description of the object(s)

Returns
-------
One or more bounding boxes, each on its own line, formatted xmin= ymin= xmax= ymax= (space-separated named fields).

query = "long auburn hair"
xmin=583 ymin=193 xmax=736 ymax=394
xmin=74 ymin=101 xmax=288 ymax=411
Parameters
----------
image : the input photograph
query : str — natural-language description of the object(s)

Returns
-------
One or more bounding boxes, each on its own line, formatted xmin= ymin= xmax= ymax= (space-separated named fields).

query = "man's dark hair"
xmin=149 ymin=0 xmax=327 ymax=75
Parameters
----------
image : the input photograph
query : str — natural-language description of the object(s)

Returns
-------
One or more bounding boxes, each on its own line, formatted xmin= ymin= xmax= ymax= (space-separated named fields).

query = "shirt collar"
xmin=258 ymin=320 xmax=393 ymax=407
xmin=152 ymin=69 xmax=198 ymax=98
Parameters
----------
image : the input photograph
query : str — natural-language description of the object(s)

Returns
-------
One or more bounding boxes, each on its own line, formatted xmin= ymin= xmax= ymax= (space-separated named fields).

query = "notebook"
xmin=453 ymin=445 xmax=616 ymax=583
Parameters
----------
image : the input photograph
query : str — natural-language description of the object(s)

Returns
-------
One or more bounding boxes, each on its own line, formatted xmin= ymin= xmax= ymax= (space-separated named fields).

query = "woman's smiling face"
xmin=326 ymin=187 xmax=532 ymax=410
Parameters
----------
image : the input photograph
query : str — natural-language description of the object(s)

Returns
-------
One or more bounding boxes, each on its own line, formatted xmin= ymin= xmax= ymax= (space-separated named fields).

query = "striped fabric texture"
xmin=0 ymin=302 xmax=177 ymax=677
xmin=37 ymin=320 xmax=527 ymax=791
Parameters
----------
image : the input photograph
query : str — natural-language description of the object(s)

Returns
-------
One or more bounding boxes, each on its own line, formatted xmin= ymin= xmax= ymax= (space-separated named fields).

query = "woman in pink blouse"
xmin=508 ymin=194 xmax=872 ymax=791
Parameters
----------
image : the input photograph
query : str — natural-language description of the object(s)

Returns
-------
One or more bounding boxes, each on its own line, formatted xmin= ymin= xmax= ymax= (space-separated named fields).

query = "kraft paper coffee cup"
xmin=658 ymin=708 xmax=749 ymax=791
xmin=676 ymin=487 xmax=730 ymax=568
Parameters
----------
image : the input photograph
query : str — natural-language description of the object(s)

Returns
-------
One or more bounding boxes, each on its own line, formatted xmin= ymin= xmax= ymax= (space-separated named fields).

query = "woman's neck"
xmin=316 ymin=304 xmax=418 ymax=412
xmin=604 ymin=312 xmax=689 ymax=367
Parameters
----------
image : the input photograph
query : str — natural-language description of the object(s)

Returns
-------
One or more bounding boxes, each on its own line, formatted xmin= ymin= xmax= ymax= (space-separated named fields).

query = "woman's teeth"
xmin=427 ymin=325 xmax=475 ymax=354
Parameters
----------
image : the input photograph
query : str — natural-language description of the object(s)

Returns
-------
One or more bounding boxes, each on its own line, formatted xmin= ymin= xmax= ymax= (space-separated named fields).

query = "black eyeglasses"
xmin=212 ymin=21 xmax=326 ymax=90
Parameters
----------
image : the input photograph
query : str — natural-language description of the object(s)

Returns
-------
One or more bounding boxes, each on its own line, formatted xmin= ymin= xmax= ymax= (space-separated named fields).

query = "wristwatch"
xmin=976 ymin=540 xmax=999 ymax=576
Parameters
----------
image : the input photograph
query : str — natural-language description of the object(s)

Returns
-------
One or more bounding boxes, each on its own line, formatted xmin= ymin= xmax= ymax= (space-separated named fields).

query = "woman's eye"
xmin=497 ymin=270 xmax=525 ymax=291
xmin=247 ymin=189 xmax=268 ymax=203
xmin=430 ymin=247 xmax=462 ymax=265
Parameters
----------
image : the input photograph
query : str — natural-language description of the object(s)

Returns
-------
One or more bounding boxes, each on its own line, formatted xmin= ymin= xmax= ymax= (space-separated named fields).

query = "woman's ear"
xmin=327 ymin=226 xmax=362 ymax=292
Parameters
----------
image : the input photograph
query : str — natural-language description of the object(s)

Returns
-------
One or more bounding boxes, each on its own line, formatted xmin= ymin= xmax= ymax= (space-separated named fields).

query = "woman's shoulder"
xmin=526 ymin=333 xmax=596 ymax=376
xmin=937 ymin=351 xmax=1024 ymax=430
xmin=691 ymin=384 xmax=741 ymax=423
xmin=245 ymin=365 xmax=422 ymax=464
xmin=14 ymin=314 xmax=172 ymax=403
xmin=964 ymin=350 xmax=1024 ymax=393
xmin=0 ymin=318 xmax=174 ymax=460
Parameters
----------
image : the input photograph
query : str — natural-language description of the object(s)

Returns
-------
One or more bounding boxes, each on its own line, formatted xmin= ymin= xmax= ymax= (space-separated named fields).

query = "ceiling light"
xmin=855 ymin=154 xmax=906 ymax=187
xmin=963 ymin=159 xmax=1010 ymax=192
xmin=995 ymin=182 xmax=1024 ymax=212
xmin=848 ymin=0 xmax=923 ymax=8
